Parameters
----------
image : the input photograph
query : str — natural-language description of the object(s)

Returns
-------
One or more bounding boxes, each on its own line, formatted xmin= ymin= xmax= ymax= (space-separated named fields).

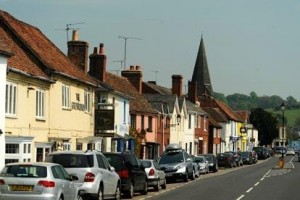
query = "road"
xmin=130 ymin=155 xmax=299 ymax=200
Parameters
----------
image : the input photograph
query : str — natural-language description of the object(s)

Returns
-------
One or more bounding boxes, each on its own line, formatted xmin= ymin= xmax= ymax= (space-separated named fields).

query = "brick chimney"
xmin=67 ymin=30 xmax=89 ymax=72
xmin=188 ymin=80 xmax=198 ymax=104
xmin=121 ymin=65 xmax=143 ymax=94
xmin=88 ymin=43 xmax=107 ymax=82
xmin=172 ymin=75 xmax=183 ymax=97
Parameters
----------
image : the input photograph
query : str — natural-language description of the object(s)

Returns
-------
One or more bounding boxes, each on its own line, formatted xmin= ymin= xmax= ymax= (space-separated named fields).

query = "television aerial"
xmin=56 ymin=22 xmax=85 ymax=42
xmin=118 ymin=36 xmax=142 ymax=69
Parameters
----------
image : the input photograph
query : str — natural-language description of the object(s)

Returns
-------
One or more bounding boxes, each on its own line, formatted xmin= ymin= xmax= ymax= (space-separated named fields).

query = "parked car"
xmin=140 ymin=159 xmax=167 ymax=191
xmin=225 ymin=151 xmax=243 ymax=166
xmin=273 ymin=146 xmax=287 ymax=156
xmin=240 ymin=151 xmax=254 ymax=165
xmin=286 ymin=148 xmax=295 ymax=156
xmin=201 ymin=154 xmax=218 ymax=172
xmin=253 ymin=146 xmax=269 ymax=159
xmin=158 ymin=143 xmax=194 ymax=182
xmin=45 ymin=150 xmax=121 ymax=200
xmin=103 ymin=151 xmax=148 ymax=198
xmin=190 ymin=155 xmax=200 ymax=178
xmin=217 ymin=152 xmax=237 ymax=168
xmin=0 ymin=162 xmax=80 ymax=200
xmin=194 ymin=156 xmax=209 ymax=174
xmin=251 ymin=150 xmax=258 ymax=163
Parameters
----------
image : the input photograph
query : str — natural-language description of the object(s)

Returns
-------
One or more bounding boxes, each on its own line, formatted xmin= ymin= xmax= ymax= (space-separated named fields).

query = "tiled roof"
xmin=214 ymin=99 xmax=241 ymax=121
xmin=202 ymin=107 xmax=229 ymax=123
xmin=105 ymin=73 xmax=157 ymax=114
xmin=234 ymin=110 xmax=249 ymax=122
xmin=0 ymin=10 xmax=97 ymax=86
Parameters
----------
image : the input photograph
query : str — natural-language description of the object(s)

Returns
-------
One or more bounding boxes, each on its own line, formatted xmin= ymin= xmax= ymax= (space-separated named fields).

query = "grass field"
xmin=268 ymin=108 xmax=300 ymax=127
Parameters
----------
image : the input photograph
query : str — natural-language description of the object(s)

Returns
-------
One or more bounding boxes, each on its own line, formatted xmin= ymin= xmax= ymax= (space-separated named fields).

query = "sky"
xmin=2 ymin=0 xmax=300 ymax=101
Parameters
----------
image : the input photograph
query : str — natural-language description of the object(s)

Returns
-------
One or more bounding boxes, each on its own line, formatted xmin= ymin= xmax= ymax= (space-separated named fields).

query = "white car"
xmin=286 ymin=148 xmax=295 ymax=156
xmin=140 ymin=159 xmax=167 ymax=191
xmin=194 ymin=156 xmax=209 ymax=174
xmin=0 ymin=162 xmax=80 ymax=200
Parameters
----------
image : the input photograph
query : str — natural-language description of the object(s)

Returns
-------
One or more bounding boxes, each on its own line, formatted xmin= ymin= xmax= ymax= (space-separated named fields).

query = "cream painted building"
xmin=0 ymin=48 xmax=12 ymax=170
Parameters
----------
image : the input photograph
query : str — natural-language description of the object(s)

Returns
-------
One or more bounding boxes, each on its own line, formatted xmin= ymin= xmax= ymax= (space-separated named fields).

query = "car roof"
xmin=5 ymin=162 xmax=59 ymax=167
xmin=50 ymin=150 xmax=101 ymax=155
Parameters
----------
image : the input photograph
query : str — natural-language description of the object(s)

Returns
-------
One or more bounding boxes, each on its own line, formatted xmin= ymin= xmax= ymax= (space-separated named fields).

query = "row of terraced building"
xmin=0 ymin=10 xmax=258 ymax=170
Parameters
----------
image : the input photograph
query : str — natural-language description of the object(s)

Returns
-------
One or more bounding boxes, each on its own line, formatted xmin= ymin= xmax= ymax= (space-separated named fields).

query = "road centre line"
xmin=254 ymin=182 xmax=260 ymax=186
xmin=246 ymin=187 xmax=253 ymax=193
xmin=236 ymin=195 xmax=245 ymax=200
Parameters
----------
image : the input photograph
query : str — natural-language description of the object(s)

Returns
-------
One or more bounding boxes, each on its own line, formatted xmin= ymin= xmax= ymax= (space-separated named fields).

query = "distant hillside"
xmin=214 ymin=91 xmax=300 ymax=111
xmin=213 ymin=91 xmax=300 ymax=128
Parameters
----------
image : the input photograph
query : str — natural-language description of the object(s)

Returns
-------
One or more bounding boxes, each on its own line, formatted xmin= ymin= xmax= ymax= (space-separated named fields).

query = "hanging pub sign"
xmin=95 ymin=109 xmax=115 ymax=131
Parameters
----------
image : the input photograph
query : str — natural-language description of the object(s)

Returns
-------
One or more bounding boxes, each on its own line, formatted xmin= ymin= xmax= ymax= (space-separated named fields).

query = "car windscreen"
xmin=1 ymin=165 xmax=47 ymax=178
xmin=47 ymin=154 xmax=94 ymax=168
xmin=204 ymin=155 xmax=213 ymax=162
xmin=159 ymin=152 xmax=184 ymax=164
xmin=195 ymin=157 xmax=204 ymax=163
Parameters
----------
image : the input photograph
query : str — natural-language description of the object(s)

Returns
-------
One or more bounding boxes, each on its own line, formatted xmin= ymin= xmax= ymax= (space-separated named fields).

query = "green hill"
xmin=267 ymin=108 xmax=300 ymax=127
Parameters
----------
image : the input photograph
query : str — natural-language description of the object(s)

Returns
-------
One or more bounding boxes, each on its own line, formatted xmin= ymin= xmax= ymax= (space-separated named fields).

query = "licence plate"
xmin=10 ymin=185 xmax=33 ymax=191
xmin=165 ymin=173 xmax=172 ymax=177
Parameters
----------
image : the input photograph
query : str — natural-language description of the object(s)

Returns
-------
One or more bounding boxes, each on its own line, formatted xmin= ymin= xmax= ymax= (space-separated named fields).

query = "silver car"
xmin=194 ymin=156 xmax=209 ymax=174
xmin=45 ymin=150 xmax=121 ymax=200
xmin=140 ymin=159 xmax=167 ymax=191
xmin=0 ymin=162 xmax=80 ymax=200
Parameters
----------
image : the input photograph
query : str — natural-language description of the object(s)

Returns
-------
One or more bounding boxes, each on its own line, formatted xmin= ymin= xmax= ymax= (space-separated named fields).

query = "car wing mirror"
xmin=110 ymin=166 xmax=115 ymax=172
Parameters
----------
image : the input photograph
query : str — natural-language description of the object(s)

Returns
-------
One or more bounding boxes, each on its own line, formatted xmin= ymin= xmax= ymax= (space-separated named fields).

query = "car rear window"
xmin=1 ymin=165 xmax=47 ymax=178
xmin=103 ymin=154 xmax=124 ymax=171
xmin=159 ymin=151 xmax=184 ymax=164
xmin=141 ymin=160 xmax=151 ymax=168
xmin=47 ymin=154 xmax=94 ymax=168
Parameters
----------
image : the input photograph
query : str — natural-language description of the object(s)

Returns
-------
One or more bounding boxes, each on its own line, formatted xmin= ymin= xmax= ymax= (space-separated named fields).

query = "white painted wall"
xmin=0 ymin=56 xmax=8 ymax=170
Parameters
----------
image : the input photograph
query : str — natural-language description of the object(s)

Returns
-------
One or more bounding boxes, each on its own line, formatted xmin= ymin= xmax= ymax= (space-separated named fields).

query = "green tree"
xmin=250 ymin=108 xmax=279 ymax=146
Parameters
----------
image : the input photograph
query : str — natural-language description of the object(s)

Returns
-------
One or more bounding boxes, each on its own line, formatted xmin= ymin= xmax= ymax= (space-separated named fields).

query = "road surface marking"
xmin=254 ymin=182 xmax=260 ymax=186
xmin=236 ymin=195 xmax=245 ymax=200
xmin=246 ymin=187 xmax=253 ymax=193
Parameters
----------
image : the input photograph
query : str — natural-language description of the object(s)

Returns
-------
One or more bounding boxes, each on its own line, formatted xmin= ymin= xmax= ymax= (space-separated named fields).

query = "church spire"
xmin=191 ymin=36 xmax=213 ymax=97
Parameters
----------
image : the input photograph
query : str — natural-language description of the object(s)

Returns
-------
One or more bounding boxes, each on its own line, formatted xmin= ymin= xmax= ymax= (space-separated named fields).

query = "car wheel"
xmin=97 ymin=185 xmax=103 ymax=200
xmin=59 ymin=195 xmax=63 ymax=200
xmin=161 ymin=178 xmax=167 ymax=189
xmin=190 ymin=170 xmax=195 ymax=180
xmin=154 ymin=179 xmax=159 ymax=191
xmin=114 ymin=184 xmax=121 ymax=200
xmin=124 ymin=182 xmax=134 ymax=198
xmin=140 ymin=181 xmax=148 ymax=195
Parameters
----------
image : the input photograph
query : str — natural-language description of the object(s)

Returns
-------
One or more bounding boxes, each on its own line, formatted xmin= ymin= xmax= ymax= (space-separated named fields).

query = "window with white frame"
xmin=198 ymin=115 xmax=201 ymax=128
xmin=63 ymin=142 xmax=71 ymax=151
xmin=84 ymin=91 xmax=91 ymax=112
xmin=36 ymin=89 xmax=45 ymax=118
xmin=62 ymin=84 xmax=70 ymax=109
xmin=6 ymin=144 xmax=19 ymax=154
xmin=5 ymin=82 xmax=17 ymax=116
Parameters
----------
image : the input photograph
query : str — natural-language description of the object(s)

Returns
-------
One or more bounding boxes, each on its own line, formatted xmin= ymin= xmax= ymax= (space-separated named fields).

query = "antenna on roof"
xmin=112 ymin=60 xmax=125 ymax=70
xmin=56 ymin=22 xmax=85 ymax=42
xmin=118 ymin=36 xmax=142 ymax=69
xmin=150 ymin=70 xmax=160 ymax=83
xmin=110 ymin=69 xmax=121 ymax=76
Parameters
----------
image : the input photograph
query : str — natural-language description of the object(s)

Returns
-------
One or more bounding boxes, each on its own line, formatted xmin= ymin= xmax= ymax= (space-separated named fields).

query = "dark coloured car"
xmin=253 ymin=146 xmax=269 ymax=159
xmin=274 ymin=146 xmax=287 ymax=155
xmin=103 ymin=151 xmax=148 ymax=198
xmin=217 ymin=152 xmax=237 ymax=168
xmin=240 ymin=151 xmax=254 ymax=165
xmin=201 ymin=154 xmax=218 ymax=172
xmin=225 ymin=151 xmax=243 ymax=166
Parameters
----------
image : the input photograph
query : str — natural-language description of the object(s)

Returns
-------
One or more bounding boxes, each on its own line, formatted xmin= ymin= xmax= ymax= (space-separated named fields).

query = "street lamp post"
xmin=280 ymin=102 xmax=285 ymax=158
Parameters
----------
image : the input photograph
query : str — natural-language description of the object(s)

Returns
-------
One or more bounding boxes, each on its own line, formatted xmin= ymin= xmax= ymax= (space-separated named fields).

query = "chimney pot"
xmin=72 ymin=30 xmax=79 ymax=41
xmin=93 ymin=47 xmax=97 ymax=54
xmin=136 ymin=65 xmax=141 ymax=71
xmin=130 ymin=65 xmax=135 ymax=70
xmin=99 ymin=43 xmax=104 ymax=55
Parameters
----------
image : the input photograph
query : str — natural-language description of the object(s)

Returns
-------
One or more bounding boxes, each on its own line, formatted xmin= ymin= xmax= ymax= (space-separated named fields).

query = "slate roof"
xmin=142 ymin=81 xmax=172 ymax=95
xmin=143 ymin=94 xmax=178 ymax=115
xmin=105 ymin=73 xmax=157 ymax=114
xmin=191 ymin=36 xmax=213 ymax=96
xmin=0 ymin=10 xmax=97 ymax=86
xmin=185 ymin=100 xmax=207 ymax=116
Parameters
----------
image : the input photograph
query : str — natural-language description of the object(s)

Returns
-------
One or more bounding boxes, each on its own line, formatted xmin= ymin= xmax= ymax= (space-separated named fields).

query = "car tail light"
xmin=148 ymin=168 xmax=155 ymax=176
xmin=84 ymin=172 xmax=95 ymax=182
xmin=0 ymin=179 xmax=5 ymax=185
xmin=38 ymin=180 xmax=55 ymax=188
xmin=117 ymin=169 xmax=129 ymax=179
